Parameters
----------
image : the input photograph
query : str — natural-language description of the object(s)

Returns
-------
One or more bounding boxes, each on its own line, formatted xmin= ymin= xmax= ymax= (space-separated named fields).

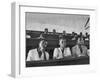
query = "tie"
xmin=61 ymin=48 xmax=64 ymax=58
xmin=37 ymin=48 xmax=42 ymax=58
xmin=79 ymin=45 xmax=83 ymax=54
xmin=42 ymin=50 xmax=46 ymax=60
xmin=44 ymin=52 xmax=46 ymax=60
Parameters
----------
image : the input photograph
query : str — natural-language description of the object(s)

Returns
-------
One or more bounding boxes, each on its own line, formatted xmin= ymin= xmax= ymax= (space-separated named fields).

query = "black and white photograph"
xmin=10 ymin=1 xmax=98 ymax=78
xmin=25 ymin=12 xmax=90 ymax=67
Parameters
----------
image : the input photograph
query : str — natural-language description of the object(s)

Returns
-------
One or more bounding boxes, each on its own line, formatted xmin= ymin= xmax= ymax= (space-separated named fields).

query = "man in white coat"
xmin=53 ymin=37 xmax=72 ymax=59
xmin=27 ymin=38 xmax=49 ymax=61
xmin=72 ymin=37 xmax=88 ymax=57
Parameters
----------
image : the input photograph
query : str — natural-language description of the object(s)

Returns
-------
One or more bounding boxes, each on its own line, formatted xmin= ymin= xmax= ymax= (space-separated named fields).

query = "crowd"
xmin=26 ymin=28 xmax=89 ymax=61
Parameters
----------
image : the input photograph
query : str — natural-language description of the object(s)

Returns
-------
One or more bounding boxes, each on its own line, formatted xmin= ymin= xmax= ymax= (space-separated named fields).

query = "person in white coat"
xmin=72 ymin=37 xmax=88 ymax=57
xmin=53 ymin=37 xmax=71 ymax=59
xmin=27 ymin=38 xmax=49 ymax=61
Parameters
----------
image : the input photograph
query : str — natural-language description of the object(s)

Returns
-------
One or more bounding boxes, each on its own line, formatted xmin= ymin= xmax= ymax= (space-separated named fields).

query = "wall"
xmin=26 ymin=12 xmax=90 ymax=34
xmin=0 ymin=0 xmax=100 ymax=80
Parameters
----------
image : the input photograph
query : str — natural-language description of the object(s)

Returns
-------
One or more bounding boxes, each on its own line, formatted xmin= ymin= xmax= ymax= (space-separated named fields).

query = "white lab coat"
xmin=27 ymin=48 xmax=49 ymax=61
xmin=53 ymin=47 xmax=71 ymax=59
xmin=72 ymin=45 xmax=88 ymax=57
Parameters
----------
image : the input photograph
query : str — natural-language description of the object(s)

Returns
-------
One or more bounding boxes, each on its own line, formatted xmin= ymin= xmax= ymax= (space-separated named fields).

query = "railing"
xmin=26 ymin=56 xmax=89 ymax=67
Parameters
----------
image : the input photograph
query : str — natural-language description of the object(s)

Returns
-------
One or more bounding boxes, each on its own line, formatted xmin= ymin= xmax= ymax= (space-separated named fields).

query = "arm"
xmin=81 ymin=46 xmax=89 ymax=56
xmin=87 ymin=49 xmax=90 ymax=56
xmin=64 ymin=47 xmax=72 ymax=57
xmin=72 ymin=47 xmax=77 ymax=57
xmin=85 ymin=47 xmax=89 ymax=56
xmin=46 ymin=52 xmax=49 ymax=60
xmin=27 ymin=50 xmax=32 ymax=61
xmin=67 ymin=47 xmax=72 ymax=56
xmin=53 ymin=48 xmax=58 ymax=59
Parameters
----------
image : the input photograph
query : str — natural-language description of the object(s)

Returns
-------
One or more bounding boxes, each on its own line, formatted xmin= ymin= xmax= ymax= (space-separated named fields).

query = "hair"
xmin=39 ymin=40 xmax=45 ymax=48
xmin=37 ymin=48 xmax=42 ymax=58
xmin=59 ymin=37 xmax=66 ymax=41
xmin=76 ymin=36 xmax=85 ymax=45
xmin=59 ymin=37 xmax=66 ymax=44
xmin=38 ymin=39 xmax=47 ymax=58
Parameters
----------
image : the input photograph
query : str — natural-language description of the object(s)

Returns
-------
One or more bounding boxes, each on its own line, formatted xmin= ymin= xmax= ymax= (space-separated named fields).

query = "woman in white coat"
xmin=27 ymin=39 xmax=49 ymax=61
xmin=53 ymin=37 xmax=72 ymax=59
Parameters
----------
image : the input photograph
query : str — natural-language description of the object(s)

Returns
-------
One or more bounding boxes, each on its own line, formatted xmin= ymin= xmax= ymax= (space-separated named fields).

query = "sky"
xmin=25 ymin=12 xmax=90 ymax=34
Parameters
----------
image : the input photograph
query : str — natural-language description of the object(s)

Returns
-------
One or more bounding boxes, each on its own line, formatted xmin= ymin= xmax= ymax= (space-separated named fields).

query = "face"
xmin=39 ymin=40 xmax=48 ymax=49
xmin=45 ymin=29 xmax=48 ymax=33
xmin=59 ymin=39 xmax=66 ymax=48
xmin=77 ymin=38 xmax=84 ymax=45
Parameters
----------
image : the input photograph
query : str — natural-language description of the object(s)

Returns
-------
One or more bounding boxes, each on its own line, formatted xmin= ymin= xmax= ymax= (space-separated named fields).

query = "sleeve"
xmin=87 ymin=49 xmax=90 ymax=56
xmin=27 ymin=50 xmax=32 ymax=61
xmin=85 ymin=47 xmax=88 ymax=56
xmin=72 ymin=47 xmax=76 ymax=57
xmin=46 ymin=52 xmax=49 ymax=60
xmin=53 ymin=48 xmax=58 ymax=59
xmin=65 ymin=47 xmax=72 ymax=56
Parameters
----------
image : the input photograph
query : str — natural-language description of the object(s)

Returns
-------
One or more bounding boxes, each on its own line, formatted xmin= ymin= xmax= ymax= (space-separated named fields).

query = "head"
xmin=85 ymin=32 xmax=88 ymax=37
xmin=53 ymin=29 xmax=56 ymax=34
xmin=77 ymin=37 xmax=84 ymax=45
xmin=63 ymin=30 xmax=66 ymax=35
xmin=39 ymin=40 xmax=48 ymax=49
xmin=44 ymin=28 xmax=48 ymax=34
xmin=80 ymin=32 xmax=83 ymax=37
xmin=59 ymin=38 xmax=66 ymax=48
xmin=72 ymin=32 xmax=75 ymax=36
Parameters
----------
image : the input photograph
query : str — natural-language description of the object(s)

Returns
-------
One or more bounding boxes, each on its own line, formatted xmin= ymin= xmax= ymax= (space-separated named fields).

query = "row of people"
xmin=26 ymin=28 xmax=90 ymax=40
xmin=44 ymin=28 xmax=89 ymax=40
xmin=27 ymin=35 xmax=89 ymax=61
